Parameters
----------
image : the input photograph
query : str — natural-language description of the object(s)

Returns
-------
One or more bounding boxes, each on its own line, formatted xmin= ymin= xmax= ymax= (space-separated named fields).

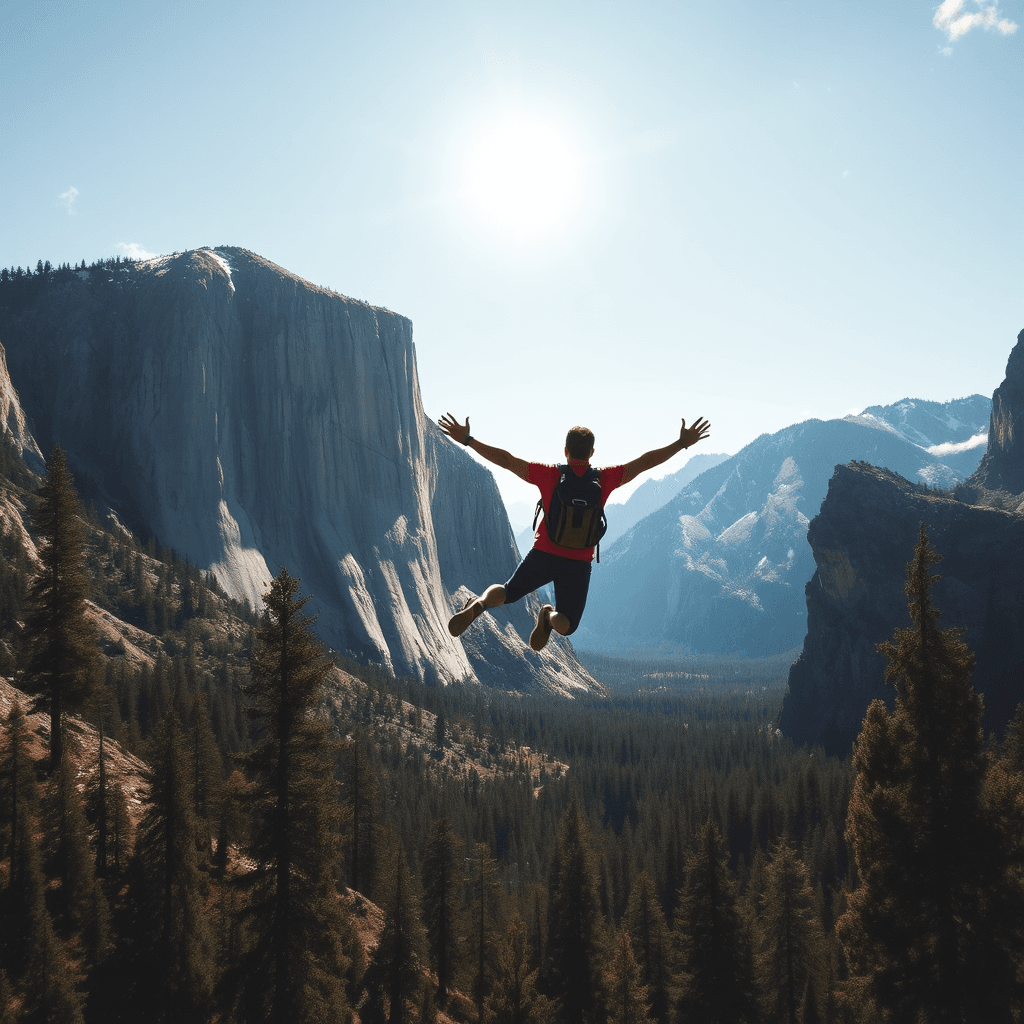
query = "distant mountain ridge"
xmin=574 ymin=394 xmax=990 ymax=656
xmin=780 ymin=328 xmax=1024 ymax=754
xmin=0 ymin=248 xmax=598 ymax=696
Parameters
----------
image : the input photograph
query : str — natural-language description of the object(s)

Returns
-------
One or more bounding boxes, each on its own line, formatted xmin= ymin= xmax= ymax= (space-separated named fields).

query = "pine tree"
xmin=364 ymin=847 xmax=429 ymax=1024
xmin=622 ymin=871 xmax=671 ymax=1024
xmin=0 ymin=694 xmax=38 ymax=864
xmin=14 ymin=814 xmax=85 ymax=1023
xmin=341 ymin=731 xmax=381 ymax=897
xmin=754 ymin=837 xmax=825 ymax=1024
xmin=125 ymin=709 xmax=215 ymax=1022
xmin=672 ymin=818 xmax=758 ymax=1024
xmin=231 ymin=568 xmax=355 ymax=1024
xmin=23 ymin=445 xmax=100 ymax=774
xmin=605 ymin=931 xmax=653 ymax=1024
xmin=488 ymin=916 xmax=550 ymax=1024
xmin=837 ymin=524 xmax=1020 ymax=1023
xmin=468 ymin=840 xmax=507 ymax=1021
xmin=421 ymin=817 xmax=464 ymax=1004
xmin=543 ymin=798 xmax=608 ymax=1024
xmin=42 ymin=744 xmax=108 ymax=950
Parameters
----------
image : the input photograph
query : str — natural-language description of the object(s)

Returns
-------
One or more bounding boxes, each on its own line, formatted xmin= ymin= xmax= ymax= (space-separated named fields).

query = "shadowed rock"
xmin=0 ymin=248 xmax=596 ymax=695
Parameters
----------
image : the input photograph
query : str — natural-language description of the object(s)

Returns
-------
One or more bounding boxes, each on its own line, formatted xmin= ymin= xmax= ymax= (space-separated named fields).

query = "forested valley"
xmin=1 ymin=439 xmax=1022 ymax=1024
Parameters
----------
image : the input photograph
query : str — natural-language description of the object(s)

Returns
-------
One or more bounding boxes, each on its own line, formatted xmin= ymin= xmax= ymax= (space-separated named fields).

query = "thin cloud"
xmin=58 ymin=186 xmax=79 ymax=214
xmin=934 ymin=0 xmax=1018 ymax=43
xmin=116 ymin=242 xmax=158 ymax=261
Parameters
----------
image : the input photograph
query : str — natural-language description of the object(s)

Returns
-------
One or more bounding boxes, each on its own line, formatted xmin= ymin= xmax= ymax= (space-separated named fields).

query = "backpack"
xmin=533 ymin=465 xmax=608 ymax=561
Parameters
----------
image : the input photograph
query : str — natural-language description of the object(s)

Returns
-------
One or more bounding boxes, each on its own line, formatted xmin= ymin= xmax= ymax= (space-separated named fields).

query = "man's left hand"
xmin=680 ymin=417 xmax=711 ymax=448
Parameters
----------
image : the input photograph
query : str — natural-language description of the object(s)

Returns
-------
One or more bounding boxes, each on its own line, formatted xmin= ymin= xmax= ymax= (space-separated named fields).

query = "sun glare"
xmin=461 ymin=112 xmax=586 ymax=245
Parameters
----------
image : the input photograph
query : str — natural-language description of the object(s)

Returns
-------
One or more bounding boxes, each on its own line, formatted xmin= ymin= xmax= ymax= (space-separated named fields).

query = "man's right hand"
xmin=439 ymin=413 xmax=471 ymax=445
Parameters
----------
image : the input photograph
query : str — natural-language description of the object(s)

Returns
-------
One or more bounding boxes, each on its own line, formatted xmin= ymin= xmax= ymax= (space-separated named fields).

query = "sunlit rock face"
xmin=0 ymin=340 xmax=43 ymax=472
xmin=778 ymin=462 xmax=1024 ymax=757
xmin=0 ymin=248 xmax=596 ymax=695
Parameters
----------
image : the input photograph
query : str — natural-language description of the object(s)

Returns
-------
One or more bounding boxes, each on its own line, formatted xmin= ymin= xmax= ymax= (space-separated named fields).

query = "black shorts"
xmin=503 ymin=548 xmax=592 ymax=635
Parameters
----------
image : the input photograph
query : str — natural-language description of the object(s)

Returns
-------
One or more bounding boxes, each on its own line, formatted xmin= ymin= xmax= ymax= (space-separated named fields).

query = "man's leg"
xmin=529 ymin=558 xmax=591 ymax=650
xmin=449 ymin=585 xmax=505 ymax=637
xmin=451 ymin=551 xmax=559 ymax=640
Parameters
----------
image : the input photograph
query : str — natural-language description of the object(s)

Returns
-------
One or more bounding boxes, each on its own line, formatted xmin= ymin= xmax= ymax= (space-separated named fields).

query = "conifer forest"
xmin=1 ymin=440 xmax=1022 ymax=1024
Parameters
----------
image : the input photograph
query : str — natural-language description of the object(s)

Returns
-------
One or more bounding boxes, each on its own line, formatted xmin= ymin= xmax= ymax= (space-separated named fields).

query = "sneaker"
xmin=449 ymin=596 xmax=483 ymax=637
xmin=530 ymin=604 xmax=554 ymax=651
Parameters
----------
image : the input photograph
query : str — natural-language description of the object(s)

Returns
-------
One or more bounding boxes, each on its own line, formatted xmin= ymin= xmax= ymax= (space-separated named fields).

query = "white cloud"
xmin=934 ymin=0 xmax=1018 ymax=42
xmin=58 ymin=186 xmax=79 ymax=214
xmin=116 ymin=242 xmax=158 ymax=261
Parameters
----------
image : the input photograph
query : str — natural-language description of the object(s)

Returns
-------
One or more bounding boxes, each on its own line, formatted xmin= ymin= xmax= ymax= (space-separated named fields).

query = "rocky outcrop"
xmin=0 ymin=249 xmax=596 ymax=695
xmin=964 ymin=328 xmax=1024 ymax=500
xmin=778 ymin=463 xmax=1024 ymax=756
xmin=0 ymin=340 xmax=43 ymax=472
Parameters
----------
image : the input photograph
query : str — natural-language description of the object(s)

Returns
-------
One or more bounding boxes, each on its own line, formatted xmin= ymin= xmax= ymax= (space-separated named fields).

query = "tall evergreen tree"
xmin=13 ymin=813 xmax=85 ymax=1023
xmin=364 ymin=847 xmax=429 ymax=1024
xmin=0 ymin=695 xmax=38 ymax=864
xmin=41 ymin=744 xmax=108 ymax=952
xmin=468 ymin=840 xmax=507 ymax=1022
xmin=488 ymin=916 xmax=550 ymax=1024
xmin=837 ymin=524 xmax=1020 ymax=1023
xmin=672 ymin=818 xmax=758 ymax=1024
xmin=755 ymin=837 xmax=825 ymax=1024
xmin=232 ymin=568 xmax=355 ymax=1024
xmin=605 ymin=931 xmax=653 ymax=1024
xmin=124 ymin=709 xmax=215 ymax=1022
xmin=23 ymin=444 xmax=100 ymax=774
xmin=341 ymin=731 xmax=380 ymax=897
xmin=421 ymin=817 xmax=464 ymax=1004
xmin=622 ymin=871 xmax=671 ymax=1024
xmin=543 ymin=798 xmax=608 ymax=1024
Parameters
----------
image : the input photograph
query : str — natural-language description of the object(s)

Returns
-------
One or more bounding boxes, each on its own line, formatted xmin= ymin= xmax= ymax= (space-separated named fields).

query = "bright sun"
xmin=461 ymin=112 xmax=586 ymax=244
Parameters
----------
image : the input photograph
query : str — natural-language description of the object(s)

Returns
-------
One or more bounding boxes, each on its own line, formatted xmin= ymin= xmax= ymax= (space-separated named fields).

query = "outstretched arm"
xmin=438 ymin=413 xmax=530 ymax=482
xmin=619 ymin=417 xmax=711 ymax=486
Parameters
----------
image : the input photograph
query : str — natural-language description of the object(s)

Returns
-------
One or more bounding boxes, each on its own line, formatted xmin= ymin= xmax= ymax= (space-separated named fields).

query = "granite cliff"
xmin=0 ymin=249 xmax=596 ymax=695
xmin=780 ymin=329 xmax=1024 ymax=755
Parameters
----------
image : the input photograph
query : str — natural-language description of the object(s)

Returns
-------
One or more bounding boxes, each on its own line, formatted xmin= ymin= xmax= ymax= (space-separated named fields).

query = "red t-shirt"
xmin=527 ymin=460 xmax=625 ymax=562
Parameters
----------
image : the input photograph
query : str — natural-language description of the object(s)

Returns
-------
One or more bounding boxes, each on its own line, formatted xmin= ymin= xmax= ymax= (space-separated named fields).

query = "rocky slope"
xmin=0 ymin=249 xmax=595 ymax=695
xmin=780 ymin=329 xmax=1024 ymax=755
xmin=575 ymin=399 xmax=989 ymax=657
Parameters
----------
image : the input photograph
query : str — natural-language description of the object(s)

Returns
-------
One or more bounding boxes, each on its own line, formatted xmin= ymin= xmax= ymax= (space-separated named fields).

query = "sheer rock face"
xmin=966 ymin=328 xmax=1024 ymax=499
xmin=0 ymin=340 xmax=43 ymax=471
xmin=0 ymin=248 xmax=596 ymax=695
xmin=781 ymin=438 xmax=1024 ymax=756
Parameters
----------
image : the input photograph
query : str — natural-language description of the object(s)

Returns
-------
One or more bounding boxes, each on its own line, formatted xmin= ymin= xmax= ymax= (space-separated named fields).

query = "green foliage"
xmin=488 ymin=916 xmax=550 ymax=1024
xmin=605 ymin=931 xmax=652 ymax=1024
xmin=754 ymin=837 xmax=826 ymax=1024
xmin=621 ymin=871 xmax=670 ymax=1024
xmin=23 ymin=445 xmax=100 ymax=773
xmin=672 ymin=818 xmax=758 ymax=1024
xmin=364 ymin=848 xmax=429 ymax=1024
xmin=421 ymin=817 xmax=465 ymax=1003
xmin=543 ymin=798 xmax=608 ymax=1024
xmin=231 ymin=567 xmax=355 ymax=1024
xmin=838 ymin=523 xmax=1021 ymax=1023
xmin=123 ymin=709 xmax=216 ymax=1022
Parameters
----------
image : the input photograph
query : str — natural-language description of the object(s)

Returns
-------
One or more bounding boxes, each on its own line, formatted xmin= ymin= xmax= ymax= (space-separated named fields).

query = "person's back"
xmin=438 ymin=413 xmax=710 ymax=649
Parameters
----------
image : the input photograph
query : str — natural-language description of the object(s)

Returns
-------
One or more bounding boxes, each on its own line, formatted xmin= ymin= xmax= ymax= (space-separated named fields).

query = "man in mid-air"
xmin=438 ymin=413 xmax=711 ymax=651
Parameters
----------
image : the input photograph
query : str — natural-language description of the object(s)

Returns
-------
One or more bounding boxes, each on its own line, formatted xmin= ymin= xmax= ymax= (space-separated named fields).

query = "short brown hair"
xmin=565 ymin=426 xmax=595 ymax=460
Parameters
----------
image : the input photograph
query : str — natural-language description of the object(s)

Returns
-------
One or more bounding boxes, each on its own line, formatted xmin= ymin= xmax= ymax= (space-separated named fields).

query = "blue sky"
xmin=2 ymin=1 xmax=1021 ymax=507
